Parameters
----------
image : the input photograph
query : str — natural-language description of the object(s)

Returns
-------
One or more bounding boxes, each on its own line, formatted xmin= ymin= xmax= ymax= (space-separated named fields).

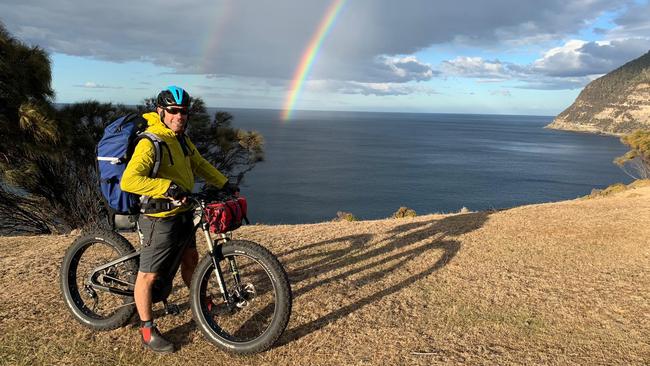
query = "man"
xmin=121 ymin=85 xmax=233 ymax=353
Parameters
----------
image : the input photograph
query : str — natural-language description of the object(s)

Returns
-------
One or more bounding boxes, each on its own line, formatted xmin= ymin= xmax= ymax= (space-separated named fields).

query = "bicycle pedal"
xmin=163 ymin=302 xmax=180 ymax=316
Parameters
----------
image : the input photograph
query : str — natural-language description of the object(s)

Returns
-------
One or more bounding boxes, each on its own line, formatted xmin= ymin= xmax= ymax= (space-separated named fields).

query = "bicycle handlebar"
xmin=186 ymin=189 xmax=239 ymax=205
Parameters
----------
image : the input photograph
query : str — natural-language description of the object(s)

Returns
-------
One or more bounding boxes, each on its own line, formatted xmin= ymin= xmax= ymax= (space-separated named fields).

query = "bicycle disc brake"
xmin=234 ymin=283 xmax=256 ymax=308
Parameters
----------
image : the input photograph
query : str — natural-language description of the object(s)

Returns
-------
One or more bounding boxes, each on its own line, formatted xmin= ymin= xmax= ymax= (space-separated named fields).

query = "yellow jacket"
xmin=120 ymin=112 xmax=228 ymax=217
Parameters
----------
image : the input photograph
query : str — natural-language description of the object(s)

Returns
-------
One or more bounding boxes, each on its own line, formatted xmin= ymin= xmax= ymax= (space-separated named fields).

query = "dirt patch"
xmin=1 ymin=187 xmax=649 ymax=365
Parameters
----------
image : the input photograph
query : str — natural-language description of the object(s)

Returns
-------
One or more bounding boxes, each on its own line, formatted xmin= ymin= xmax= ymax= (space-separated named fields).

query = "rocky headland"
xmin=547 ymin=51 xmax=650 ymax=136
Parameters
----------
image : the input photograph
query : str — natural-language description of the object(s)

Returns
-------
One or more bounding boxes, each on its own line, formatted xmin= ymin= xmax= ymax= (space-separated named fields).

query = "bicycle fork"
xmin=201 ymin=228 xmax=242 ymax=309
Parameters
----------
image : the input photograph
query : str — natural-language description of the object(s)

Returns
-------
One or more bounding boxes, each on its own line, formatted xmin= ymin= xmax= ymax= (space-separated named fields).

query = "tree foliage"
xmin=0 ymin=24 xmax=264 ymax=234
xmin=614 ymin=130 xmax=650 ymax=179
xmin=0 ymin=22 xmax=64 ymax=234
xmin=189 ymin=109 xmax=264 ymax=186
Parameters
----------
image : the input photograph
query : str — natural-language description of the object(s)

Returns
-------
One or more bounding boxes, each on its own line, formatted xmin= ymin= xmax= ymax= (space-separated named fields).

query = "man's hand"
xmin=165 ymin=183 xmax=189 ymax=203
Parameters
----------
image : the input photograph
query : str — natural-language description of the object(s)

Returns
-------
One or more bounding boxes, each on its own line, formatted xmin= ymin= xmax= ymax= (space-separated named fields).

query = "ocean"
xmin=206 ymin=108 xmax=631 ymax=224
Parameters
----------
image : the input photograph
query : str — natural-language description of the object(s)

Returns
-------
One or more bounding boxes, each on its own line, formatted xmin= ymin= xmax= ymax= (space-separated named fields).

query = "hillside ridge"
xmin=547 ymin=50 xmax=650 ymax=135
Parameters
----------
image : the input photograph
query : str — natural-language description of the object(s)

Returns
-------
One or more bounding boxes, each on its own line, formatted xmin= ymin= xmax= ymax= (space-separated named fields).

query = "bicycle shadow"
xmin=165 ymin=211 xmax=490 ymax=349
xmin=276 ymin=211 xmax=490 ymax=346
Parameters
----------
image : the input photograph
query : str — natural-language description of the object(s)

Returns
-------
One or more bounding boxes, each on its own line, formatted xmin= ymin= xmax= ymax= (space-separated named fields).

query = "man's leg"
xmin=179 ymin=213 xmax=198 ymax=288
xmin=180 ymin=246 xmax=198 ymax=288
xmin=181 ymin=245 xmax=217 ymax=312
xmin=134 ymin=271 xmax=174 ymax=353
xmin=136 ymin=214 xmax=179 ymax=353
xmin=134 ymin=271 xmax=157 ymax=322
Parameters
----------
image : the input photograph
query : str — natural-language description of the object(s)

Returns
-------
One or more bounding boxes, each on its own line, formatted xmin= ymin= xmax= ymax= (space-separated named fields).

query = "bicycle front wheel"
xmin=190 ymin=240 xmax=292 ymax=354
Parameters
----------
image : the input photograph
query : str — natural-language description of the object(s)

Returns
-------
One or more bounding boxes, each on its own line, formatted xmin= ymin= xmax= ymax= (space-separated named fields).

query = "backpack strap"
xmin=138 ymin=132 xmax=164 ymax=178
xmin=136 ymin=132 xmax=164 ymax=212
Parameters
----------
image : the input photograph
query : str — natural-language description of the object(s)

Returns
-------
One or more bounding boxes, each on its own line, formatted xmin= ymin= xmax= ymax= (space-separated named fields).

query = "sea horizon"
xmin=210 ymin=109 xmax=630 ymax=224
xmin=53 ymin=102 xmax=555 ymax=120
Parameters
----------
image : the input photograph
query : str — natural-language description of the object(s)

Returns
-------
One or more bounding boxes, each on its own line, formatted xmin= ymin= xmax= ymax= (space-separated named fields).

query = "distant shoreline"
xmin=544 ymin=123 xmax=624 ymax=137
xmin=52 ymin=103 xmax=555 ymax=119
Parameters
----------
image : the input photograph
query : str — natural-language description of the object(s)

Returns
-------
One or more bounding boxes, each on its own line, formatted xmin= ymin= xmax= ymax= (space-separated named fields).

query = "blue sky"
xmin=3 ymin=0 xmax=650 ymax=116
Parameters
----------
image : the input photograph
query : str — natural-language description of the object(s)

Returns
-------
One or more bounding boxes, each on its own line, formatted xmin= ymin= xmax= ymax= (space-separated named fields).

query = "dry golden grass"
xmin=1 ymin=187 xmax=649 ymax=365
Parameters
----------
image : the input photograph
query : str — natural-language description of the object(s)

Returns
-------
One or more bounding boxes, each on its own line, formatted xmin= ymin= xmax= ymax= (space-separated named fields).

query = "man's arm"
xmin=120 ymin=139 xmax=173 ymax=197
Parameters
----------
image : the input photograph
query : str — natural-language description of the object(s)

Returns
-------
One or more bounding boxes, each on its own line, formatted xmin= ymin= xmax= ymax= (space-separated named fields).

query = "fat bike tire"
xmin=190 ymin=240 xmax=292 ymax=354
xmin=60 ymin=230 xmax=138 ymax=330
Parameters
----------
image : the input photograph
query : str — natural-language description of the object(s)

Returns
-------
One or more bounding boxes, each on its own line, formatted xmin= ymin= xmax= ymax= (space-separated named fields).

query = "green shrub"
xmin=393 ymin=206 xmax=417 ymax=218
xmin=586 ymin=183 xmax=627 ymax=199
xmin=336 ymin=211 xmax=358 ymax=222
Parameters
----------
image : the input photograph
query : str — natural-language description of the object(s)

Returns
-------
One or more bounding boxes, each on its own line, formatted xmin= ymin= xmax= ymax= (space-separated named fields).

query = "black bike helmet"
xmin=156 ymin=85 xmax=191 ymax=108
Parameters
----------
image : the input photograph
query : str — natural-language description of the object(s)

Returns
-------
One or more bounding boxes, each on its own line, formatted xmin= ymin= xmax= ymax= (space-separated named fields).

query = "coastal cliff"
xmin=547 ymin=50 xmax=650 ymax=135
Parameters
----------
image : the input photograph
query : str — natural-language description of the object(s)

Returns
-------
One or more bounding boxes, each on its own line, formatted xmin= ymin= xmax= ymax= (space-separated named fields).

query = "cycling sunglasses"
xmin=164 ymin=107 xmax=189 ymax=115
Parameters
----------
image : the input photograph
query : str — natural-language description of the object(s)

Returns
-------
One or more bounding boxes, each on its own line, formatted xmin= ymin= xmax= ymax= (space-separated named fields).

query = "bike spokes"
xmin=201 ymin=254 xmax=277 ymax=342
xmin=71 ymin=241 xmax=137 ymax=318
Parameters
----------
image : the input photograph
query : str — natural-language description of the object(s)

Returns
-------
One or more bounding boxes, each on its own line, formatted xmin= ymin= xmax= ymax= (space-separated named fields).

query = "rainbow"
xmin=200 ymin=0 xmax=233 ymax=74
xmin=281 ymin=0 xmax=347 ymax=121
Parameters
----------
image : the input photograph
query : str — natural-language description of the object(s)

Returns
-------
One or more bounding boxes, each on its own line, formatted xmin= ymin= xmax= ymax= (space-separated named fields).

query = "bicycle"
xmin=59 ymin=192 xmax=292 ymax=354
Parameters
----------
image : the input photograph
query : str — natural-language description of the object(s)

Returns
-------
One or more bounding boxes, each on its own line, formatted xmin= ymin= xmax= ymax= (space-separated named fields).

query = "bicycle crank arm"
xmin=88 ymin=282 xmax=134 ymax=297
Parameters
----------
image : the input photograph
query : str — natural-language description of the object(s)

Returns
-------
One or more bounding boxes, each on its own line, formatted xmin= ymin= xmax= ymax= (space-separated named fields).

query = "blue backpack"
xmin=97 ymin=113 xmax=163 ymax=215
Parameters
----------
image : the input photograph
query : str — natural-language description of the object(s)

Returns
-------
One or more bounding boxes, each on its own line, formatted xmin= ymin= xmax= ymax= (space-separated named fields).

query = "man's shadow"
xmin=276 ymin=211 xmax=489 ymax=345
xmin=165 ymin=211 xmax=490 ymax=349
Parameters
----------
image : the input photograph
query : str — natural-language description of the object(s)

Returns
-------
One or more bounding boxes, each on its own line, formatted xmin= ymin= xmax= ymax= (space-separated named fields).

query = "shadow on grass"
xmin=165 ymin=211 xmax=490 ymax=350
xmin=276 ymin=211 xmax=490 ymax=346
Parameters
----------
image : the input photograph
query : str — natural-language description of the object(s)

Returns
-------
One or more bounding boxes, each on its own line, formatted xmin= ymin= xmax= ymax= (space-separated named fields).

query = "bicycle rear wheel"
xmin=60 ymin=230 xmax=138 ymax=330
xmin=190 ymin=240 xmax=292 ymax=354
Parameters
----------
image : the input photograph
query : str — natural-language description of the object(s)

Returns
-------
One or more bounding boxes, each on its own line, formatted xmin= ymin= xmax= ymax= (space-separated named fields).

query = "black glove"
xmin=221 ymin=182 xmax=240 ymax=195
xmin=165 ymin=183 xmax=188 ymax=201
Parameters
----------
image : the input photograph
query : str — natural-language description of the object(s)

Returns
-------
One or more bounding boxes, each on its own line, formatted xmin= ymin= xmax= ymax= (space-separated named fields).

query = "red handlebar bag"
xmin=204 ymin=197 xmax=248 ymax=234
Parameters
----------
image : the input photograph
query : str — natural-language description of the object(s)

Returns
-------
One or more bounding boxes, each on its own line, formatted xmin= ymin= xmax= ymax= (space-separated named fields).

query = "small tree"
xmin=614 ymin=130 xmax=650 ymax=179
xmin=0 ymin=22 xmax=64 ymax=233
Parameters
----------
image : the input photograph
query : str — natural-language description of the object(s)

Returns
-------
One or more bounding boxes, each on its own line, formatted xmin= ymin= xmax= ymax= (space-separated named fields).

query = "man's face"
xmin=157 ymin=106 xmax=189 ymax=134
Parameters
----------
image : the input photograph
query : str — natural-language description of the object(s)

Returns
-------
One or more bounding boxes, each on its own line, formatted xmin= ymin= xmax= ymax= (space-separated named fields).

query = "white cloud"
xmin=531 ymin=38 xmax=650 ymax=77
xmin=380 ymin=56 xmax=437 ymax=81
xmin=514 ymin=76 xmax=600 ymax=90
xmin=608 ymin=2 xmax=650 ymax=39
xmin=73 ymin=81 xmax=122 ymax=89
xmin=0 ymin=0 xmax=628 ymax=84
xmin=308 ymin=80 xmax=438 ymax=96
xmin=438 ymin=36 xmax=649 ymax=90
xmin=490 ymin=89 xmax=512 ymax=97
xmin=441 ymin=57 xmax=518 ymax=80
xmin=3 ymin=0 xmax=647 ymax=96
xmin=340 ymin=82 xmax=438 ymax=96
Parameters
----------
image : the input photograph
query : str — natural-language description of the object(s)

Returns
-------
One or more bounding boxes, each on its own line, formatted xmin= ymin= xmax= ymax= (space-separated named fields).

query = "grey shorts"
xmin=138 ymin=211 xmax=196 ymax=274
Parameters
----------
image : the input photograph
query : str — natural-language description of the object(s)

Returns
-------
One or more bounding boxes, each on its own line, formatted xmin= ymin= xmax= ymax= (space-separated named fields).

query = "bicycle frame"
xmin=86 ymin=197 xmax=240 ymax=307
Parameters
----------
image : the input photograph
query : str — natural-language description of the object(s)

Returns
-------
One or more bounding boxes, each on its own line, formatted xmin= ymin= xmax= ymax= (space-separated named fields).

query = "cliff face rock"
xmin=547 ymin=51 xmax=650 ymax=136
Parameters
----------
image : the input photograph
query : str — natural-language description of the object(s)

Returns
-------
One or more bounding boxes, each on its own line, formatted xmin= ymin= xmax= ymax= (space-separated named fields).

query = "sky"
xmin=2 ymin=0 xmax=650 ymax=117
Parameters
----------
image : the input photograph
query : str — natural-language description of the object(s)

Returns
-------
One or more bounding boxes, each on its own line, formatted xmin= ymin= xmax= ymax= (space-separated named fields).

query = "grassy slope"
xmin=1 ymin=187 xmax=649 ymax=366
